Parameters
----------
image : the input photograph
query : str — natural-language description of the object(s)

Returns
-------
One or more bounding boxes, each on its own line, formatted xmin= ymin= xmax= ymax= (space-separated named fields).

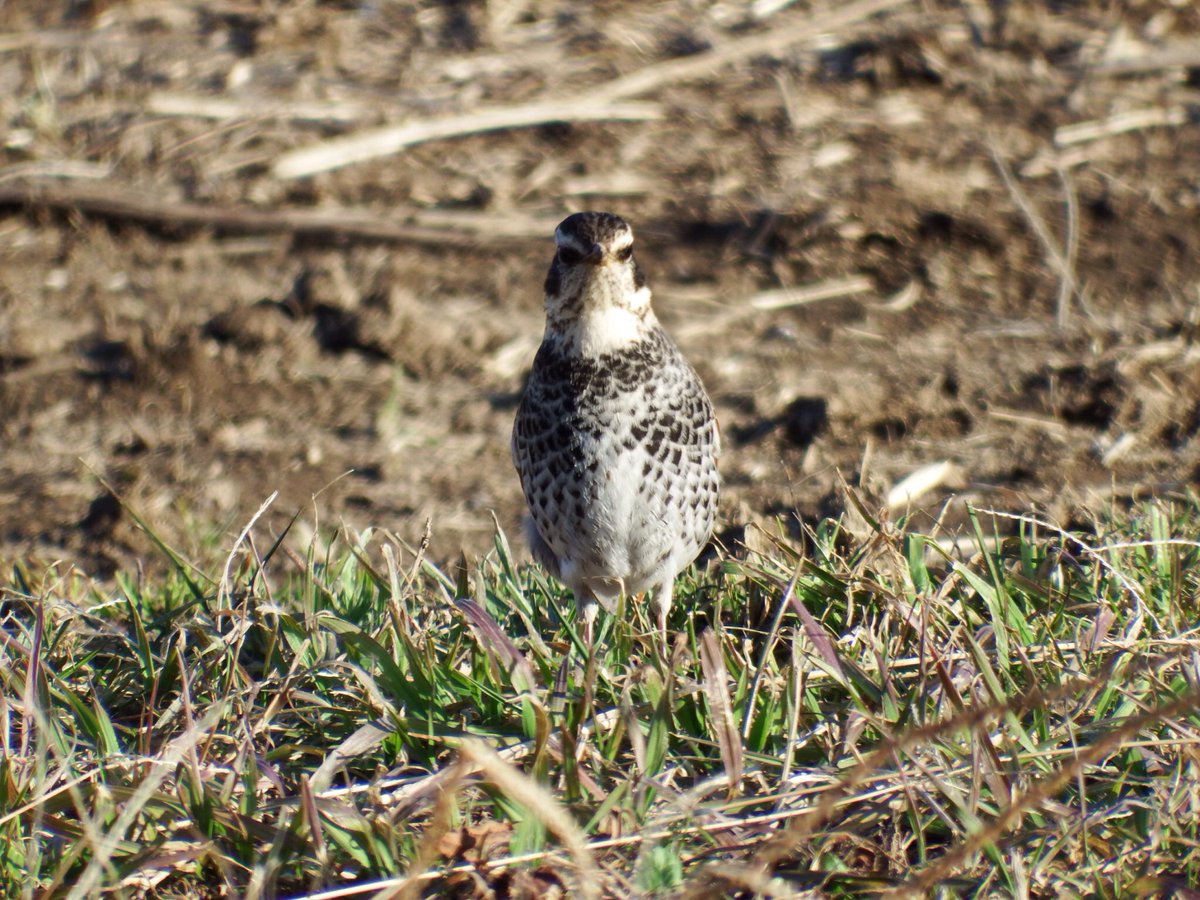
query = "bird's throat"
xmin=547 ymin=287 xmax=654 ymax=357
xmin=560 ymin=304 xmax=650 ymax=357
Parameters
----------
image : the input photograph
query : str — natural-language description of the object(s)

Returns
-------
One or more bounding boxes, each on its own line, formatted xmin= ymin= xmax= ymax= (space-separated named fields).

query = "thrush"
xmin=512 ymin=211 xmax=720 ymax=645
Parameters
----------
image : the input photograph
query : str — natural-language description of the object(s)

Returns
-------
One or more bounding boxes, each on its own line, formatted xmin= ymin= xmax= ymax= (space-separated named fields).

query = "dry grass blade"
xmin=458 ymin=739 xmax=601 ymax=900
xmin=299 ymin=775 xmax=331 ymax=891
xmin=986 ymin=407 xmax=1072 ymax=438
xmin=929 ymin=653 xmax=1012 ymax=809
xmin=787 ymin=583 xmax=846 ymax=683
xmin=218 ymin=491 xmax=276 ymax=607
xmin=698 ymin=629 xmax=743 ymax=797
xmin=20 ymin=600 xmax=42 ymax=758
xmin=990 ymin=141 xmax=1079 ymax=326
xmin=741 ymin=559 xmax=803 ymax=740
xmin=311 ymin=721 xmax=393 ymax=795
xmin=1082 ymin=607 xmax=1116 ymax=653
xmin=456 ymin=597 xmax=539 ymax=694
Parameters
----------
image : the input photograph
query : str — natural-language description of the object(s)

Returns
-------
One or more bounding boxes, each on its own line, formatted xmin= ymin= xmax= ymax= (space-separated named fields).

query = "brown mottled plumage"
xmin=512 ymin=212 xmax=720 ymax=643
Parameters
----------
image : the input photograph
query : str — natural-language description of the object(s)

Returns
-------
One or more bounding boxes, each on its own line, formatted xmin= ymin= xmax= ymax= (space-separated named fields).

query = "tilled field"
xmin=1 ymin=0 xmax=1198 ymax=574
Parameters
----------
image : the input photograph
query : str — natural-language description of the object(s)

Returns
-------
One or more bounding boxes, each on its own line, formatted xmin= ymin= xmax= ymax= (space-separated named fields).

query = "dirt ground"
xmin=1 ymin=0 xmax=1198 ymax=577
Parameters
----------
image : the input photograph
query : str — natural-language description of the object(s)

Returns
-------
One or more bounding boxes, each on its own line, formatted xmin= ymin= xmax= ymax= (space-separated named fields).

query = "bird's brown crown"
xmin=554 ymin=212 xmax=634 ymax=264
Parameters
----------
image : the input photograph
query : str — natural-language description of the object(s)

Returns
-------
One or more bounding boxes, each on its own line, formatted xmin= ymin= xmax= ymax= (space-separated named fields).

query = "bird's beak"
xmin=585 ymin=243 xmax=604 ymax=265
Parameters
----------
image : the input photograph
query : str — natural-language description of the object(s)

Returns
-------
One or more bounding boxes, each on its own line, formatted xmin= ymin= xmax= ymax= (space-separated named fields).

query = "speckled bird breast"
xmin=512 ymin=328 xmax=720 ymax=590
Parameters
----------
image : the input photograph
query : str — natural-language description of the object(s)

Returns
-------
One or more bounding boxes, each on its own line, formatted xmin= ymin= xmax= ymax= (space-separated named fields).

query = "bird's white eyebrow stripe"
xmin=554 ymin=227 xmax=591 ymax=250
xmin=555 ymin=226 xmax=634 ymax=252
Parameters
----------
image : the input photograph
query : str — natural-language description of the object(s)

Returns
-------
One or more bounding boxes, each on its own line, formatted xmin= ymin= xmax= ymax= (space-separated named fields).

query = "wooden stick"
xmin=272 ymin=100 xmax=661 ymax=180
xmin=1095 ymin=42 xmax=1200 ymax=75
xmin=1022 ymin=105 xmax=1190 ymax=177
xmin=749 ymin=275 xmax=874 ymax=310
xmin=1055 ymin=106 xmax=1188 ymax=147
xmin=0 ymin=179 xmax=553 ymax=244
xmin=147 ymin=92 xmax=368 ymax=124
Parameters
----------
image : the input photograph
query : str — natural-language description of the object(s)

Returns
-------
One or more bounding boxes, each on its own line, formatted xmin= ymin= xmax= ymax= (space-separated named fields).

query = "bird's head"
xmin=542 ymin=211 xmax=655 ymax=353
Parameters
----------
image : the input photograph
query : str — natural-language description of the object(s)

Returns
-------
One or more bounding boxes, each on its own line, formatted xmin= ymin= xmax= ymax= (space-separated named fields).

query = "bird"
xmin=512 ymin=211 xmax=720 ymax=647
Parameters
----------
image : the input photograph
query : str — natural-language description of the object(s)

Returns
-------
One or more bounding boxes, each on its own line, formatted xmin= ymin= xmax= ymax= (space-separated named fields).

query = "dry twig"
xmin=1055 ymin=106 xmax=1189 ymax=147
xmin=1024 ymin=106 xmax=1192 ymax=177
xmin=750 ymin=275 xmax=874 ymax=310
xmin=147 ymin=92 xmax=368 ymax=123
xmin=1095 ymin=42 xmax=1200 ymax=75
xmin=272 ymin=0 xmax=912 ymax=179
xmin=0 ymin=179 xmax=553 ymax=244
xmin=272 ymin=100 xmax=662 ymax=180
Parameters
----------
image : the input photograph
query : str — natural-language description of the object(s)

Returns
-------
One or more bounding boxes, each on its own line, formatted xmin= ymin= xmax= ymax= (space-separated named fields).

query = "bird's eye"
xmin=558 ymin=247 xmax=582 ymax=265
xmin=616 ymin=245 xmax=633 ymax=262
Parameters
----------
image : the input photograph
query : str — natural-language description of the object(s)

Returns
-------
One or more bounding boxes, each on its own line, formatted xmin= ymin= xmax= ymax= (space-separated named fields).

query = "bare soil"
xmin=2 ymin=1 xmax=1198 ymax=576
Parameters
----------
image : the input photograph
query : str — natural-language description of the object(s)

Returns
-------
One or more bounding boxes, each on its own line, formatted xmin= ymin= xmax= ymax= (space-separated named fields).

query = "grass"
xmin=2 ymin=495 xmax=1200 ymax=897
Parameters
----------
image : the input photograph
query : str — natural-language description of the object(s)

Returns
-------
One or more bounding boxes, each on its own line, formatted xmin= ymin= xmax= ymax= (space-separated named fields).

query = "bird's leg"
xmin=577 ymin=594 xmax=600 ymax=737
xmin=579 ymin=596 xmax=599 ymax=653
xmin=650 ymin=581 xmax=675 ymax=661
